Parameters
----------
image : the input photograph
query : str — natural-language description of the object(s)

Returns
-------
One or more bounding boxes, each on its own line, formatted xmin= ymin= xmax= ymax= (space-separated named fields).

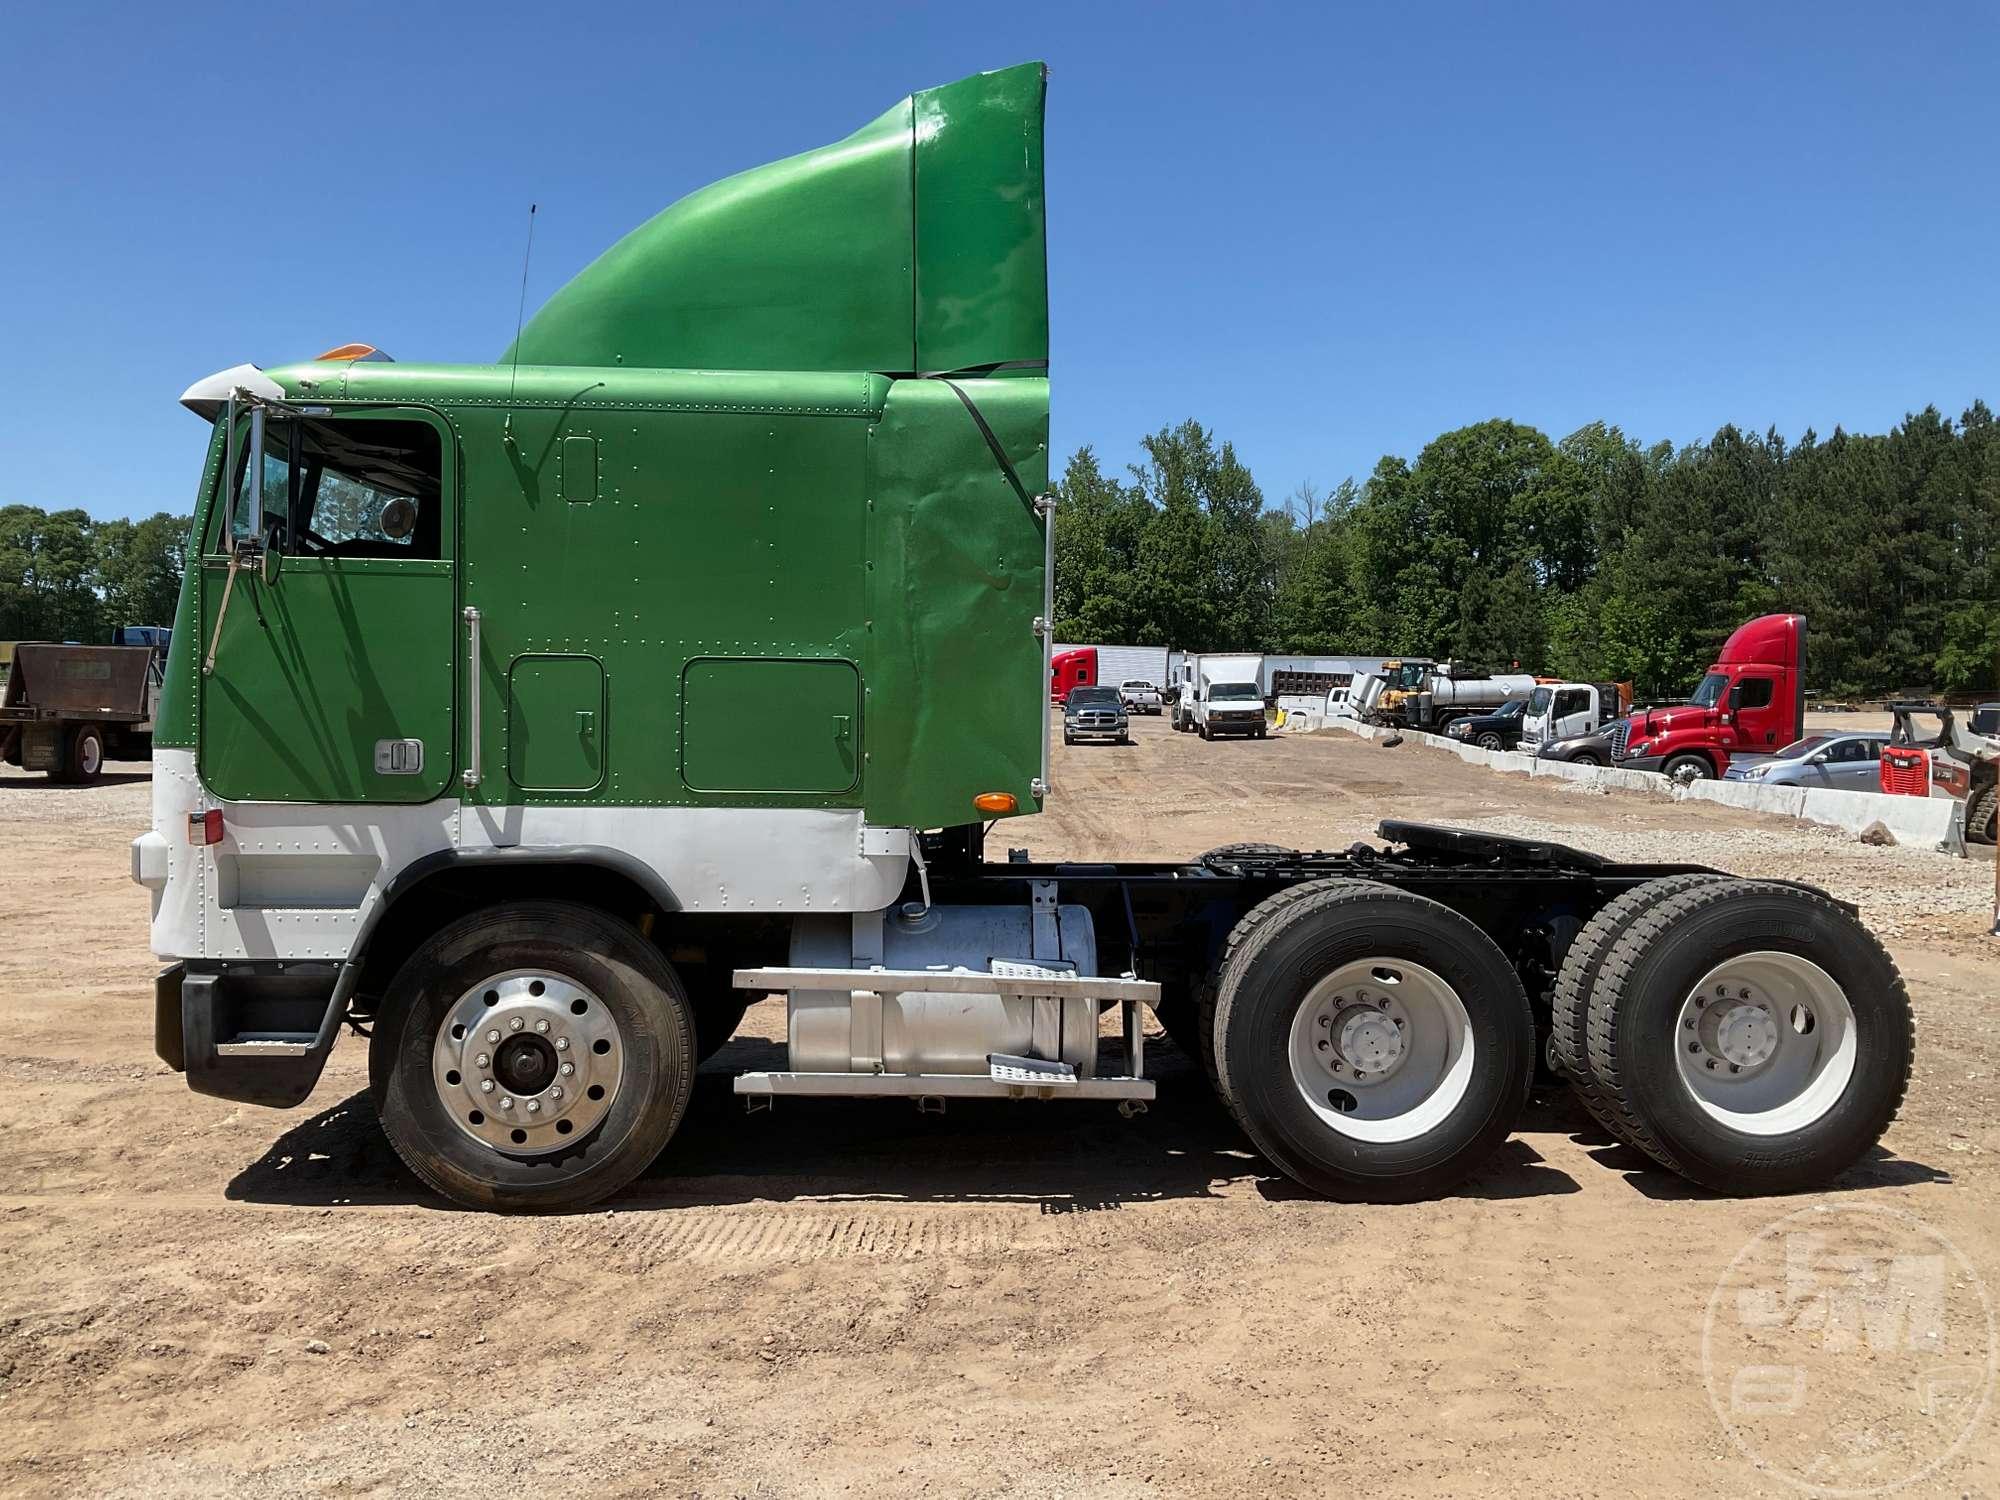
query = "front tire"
xmin=1664 ymin=752 xmax=1713 ymax=784
xmin=1476 ymin=732 xmax=1504 ymax=751
xmin=372 ymin=901 xmax=696 ymax=1212
xmin=1211 ymin=881 xmax=1534 ymax=1201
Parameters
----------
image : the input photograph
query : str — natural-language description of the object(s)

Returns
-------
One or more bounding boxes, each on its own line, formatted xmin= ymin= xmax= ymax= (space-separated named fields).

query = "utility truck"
xmin=134 ymin=63 xmax=1913 ymax=1214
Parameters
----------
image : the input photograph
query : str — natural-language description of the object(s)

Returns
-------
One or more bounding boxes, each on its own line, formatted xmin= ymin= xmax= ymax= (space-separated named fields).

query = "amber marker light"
xmin=973 ymin=792 xmax=1017 ymax=814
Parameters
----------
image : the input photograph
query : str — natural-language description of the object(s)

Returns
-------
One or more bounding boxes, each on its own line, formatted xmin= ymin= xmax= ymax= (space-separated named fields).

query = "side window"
xmin=294 ymin=419 xmax=444 ymax=558
xmin=1556 ymin=688 xmax=1588 ymax=716
xmin=1735 ymin=678 xmax=1775 ymax=711
xmin=215 ymin=415 xmax=445 ymax=559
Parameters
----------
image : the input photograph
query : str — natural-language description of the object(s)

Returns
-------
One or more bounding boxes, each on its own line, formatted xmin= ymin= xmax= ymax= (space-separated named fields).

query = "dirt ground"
xmin=3 ymin=720 xmax=1996 ymax=1498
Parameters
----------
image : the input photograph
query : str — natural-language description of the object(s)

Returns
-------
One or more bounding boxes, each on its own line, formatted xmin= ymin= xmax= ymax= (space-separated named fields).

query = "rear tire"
xmin=372 ymin=901 xmax=696 ymax=1212
xmin=1585 ymin=881 xmax=1912 ymax=1194
xmin=1211 ymin=881 xmax=1534 ymax=1201
xmin=1551 ymin=874 xmax=1727 ymax=1144
xmin=69 ymin=726 xmax=105 ymax=784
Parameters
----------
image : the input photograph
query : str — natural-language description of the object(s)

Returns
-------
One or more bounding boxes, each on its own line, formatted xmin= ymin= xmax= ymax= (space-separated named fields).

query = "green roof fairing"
xmin=505 ymin=63 xmax=1048 ymax=377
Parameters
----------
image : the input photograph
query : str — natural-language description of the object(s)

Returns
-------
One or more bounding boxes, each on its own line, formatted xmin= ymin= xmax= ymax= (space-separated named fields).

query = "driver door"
xmin=197 ymin=407 xmax=457 ymax=803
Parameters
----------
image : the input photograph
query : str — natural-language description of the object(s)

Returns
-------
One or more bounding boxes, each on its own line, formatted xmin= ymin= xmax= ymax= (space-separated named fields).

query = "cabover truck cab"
xmin=136 ymin=66 xmax=1913 ymax=1213
xmin=1519 ymin=681 xmax=1628 ymax=754
xmin=1611 ymin=614 xmax=1806 ymax=784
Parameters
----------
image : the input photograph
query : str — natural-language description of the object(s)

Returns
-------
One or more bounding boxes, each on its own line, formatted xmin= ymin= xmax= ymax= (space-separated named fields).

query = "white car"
xmin=1118 ymin=679 xmax=1164 ymax=715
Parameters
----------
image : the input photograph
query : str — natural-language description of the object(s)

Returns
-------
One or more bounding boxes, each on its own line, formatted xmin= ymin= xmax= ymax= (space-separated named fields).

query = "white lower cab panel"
xmin=137 ymin=750 xmax=913 ymax=962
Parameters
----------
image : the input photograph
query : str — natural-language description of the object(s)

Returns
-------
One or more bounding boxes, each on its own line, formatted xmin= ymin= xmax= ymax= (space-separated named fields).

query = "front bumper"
xmin=1618 ymin=753 xmax=1668 ymax=774
xmin=1205 ymin=714 xmax=1265 ymax=735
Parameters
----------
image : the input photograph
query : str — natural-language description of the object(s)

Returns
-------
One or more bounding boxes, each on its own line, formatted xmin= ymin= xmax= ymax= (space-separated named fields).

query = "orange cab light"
xmin=973 ymin=792 xmax=1018 ymax=815
xmin=313 ymin=342 xmax=390 ymax=362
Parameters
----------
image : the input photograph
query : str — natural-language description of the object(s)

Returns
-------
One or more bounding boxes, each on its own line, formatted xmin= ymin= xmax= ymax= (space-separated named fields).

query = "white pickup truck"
xmin=1118 ymin=679 xmax=1164 ymax=715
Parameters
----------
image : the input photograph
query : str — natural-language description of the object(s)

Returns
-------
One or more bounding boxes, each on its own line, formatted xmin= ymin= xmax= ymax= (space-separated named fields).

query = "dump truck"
xmin=133 ymin=63 xmax=1913 ymax=1214
xmin=2 ymin=630 xmax=169 ymax=781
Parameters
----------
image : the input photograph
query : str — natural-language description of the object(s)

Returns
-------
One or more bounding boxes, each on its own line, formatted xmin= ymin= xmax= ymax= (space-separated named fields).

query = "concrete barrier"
xmin=1676 ymin=779 xmax=1810 ymax=820
xmin=1316 ymin=721 xmax=1966 ymax=855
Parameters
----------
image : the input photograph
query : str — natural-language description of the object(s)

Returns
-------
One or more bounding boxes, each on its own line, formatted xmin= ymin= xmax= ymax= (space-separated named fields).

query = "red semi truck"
xmin=1049 ymin=646 xmax=1097 ymax=703
xmin=1609 ymin=614 xmax=1806 ymax=784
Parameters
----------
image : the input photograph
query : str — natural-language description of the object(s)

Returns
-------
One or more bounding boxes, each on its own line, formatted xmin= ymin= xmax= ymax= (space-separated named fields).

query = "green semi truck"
xmin=134 ymin=63 xmax=1913 ymax=1212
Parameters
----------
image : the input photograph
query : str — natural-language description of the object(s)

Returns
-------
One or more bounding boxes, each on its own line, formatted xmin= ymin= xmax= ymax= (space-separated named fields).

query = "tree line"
xmin=1055 ymin=404 xmax=2000 ymax=699
xmin=0 ymin=507 xmax=189 ymax=645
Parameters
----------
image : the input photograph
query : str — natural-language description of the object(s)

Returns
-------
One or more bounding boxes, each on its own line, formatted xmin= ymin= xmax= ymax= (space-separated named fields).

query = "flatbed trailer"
xmin=133 ymin=63 xmax=1913 ymax=1214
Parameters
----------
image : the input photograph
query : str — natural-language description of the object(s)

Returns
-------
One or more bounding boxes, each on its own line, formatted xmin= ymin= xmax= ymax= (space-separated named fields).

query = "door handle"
xmin=576 ymin=709 xmax=595 ymax=736
xmin=462 ymin=606 xmax=481 ymax=791
xmin=833 ymin=715 xmax=852 ymax=743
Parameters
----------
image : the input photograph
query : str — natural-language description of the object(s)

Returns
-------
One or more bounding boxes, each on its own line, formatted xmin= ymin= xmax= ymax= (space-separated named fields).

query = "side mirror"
xmin=1808 ymin=751 xmax=1829 ymax=765
xmin=1726 ymin=684 xmax=1743 ymax=713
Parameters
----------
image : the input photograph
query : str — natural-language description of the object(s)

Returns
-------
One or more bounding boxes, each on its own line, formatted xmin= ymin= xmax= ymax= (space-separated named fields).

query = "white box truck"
xmin=1176 ymin=654 xmax=1266 ymax=739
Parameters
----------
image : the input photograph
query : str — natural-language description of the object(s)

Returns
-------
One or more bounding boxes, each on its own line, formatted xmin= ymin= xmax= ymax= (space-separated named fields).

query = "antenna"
xmin=504 ymin=203 xmax=538 ymax=447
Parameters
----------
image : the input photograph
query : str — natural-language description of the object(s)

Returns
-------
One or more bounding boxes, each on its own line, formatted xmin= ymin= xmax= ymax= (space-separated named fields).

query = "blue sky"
xmin=2 ymin=1 xmax=1995 ymax=521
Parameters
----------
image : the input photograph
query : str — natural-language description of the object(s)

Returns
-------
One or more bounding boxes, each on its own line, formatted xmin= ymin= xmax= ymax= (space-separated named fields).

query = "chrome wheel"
xmin=77 ymin=732 xmax=102 ymax=777
xmin=1286 ymin=958 xmax=1476 ymax=1144
xmin=1673 ymin=952 xmax=1856 ymax=1135
xmin=1667 ymin=755 xmax=1713 ymax=785
xmin=431 ymin=970 xmax=626 ymax=1156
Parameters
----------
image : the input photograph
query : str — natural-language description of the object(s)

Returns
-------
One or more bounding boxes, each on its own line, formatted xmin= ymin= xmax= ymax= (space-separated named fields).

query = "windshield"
xmin=1069 ymin=687 xmax=1120 ymax=707
xmin=1496 ymin=699 xmax=1525 ymax=719
xmin=1688 ymin=672 xmax=1729 ymax=708
xmin=1390 ymin=662 xmax=1428 ymax=690
xmin=1209 ymin=682 xmax=1261 ymax=701
xmin=1527 ymin=687 xmax=1552 ymax=716
xmin=1770 ymin=734 xmax=1831 ymax=760
xmin=1121 ymin=680 xmax=1155 ymax=691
